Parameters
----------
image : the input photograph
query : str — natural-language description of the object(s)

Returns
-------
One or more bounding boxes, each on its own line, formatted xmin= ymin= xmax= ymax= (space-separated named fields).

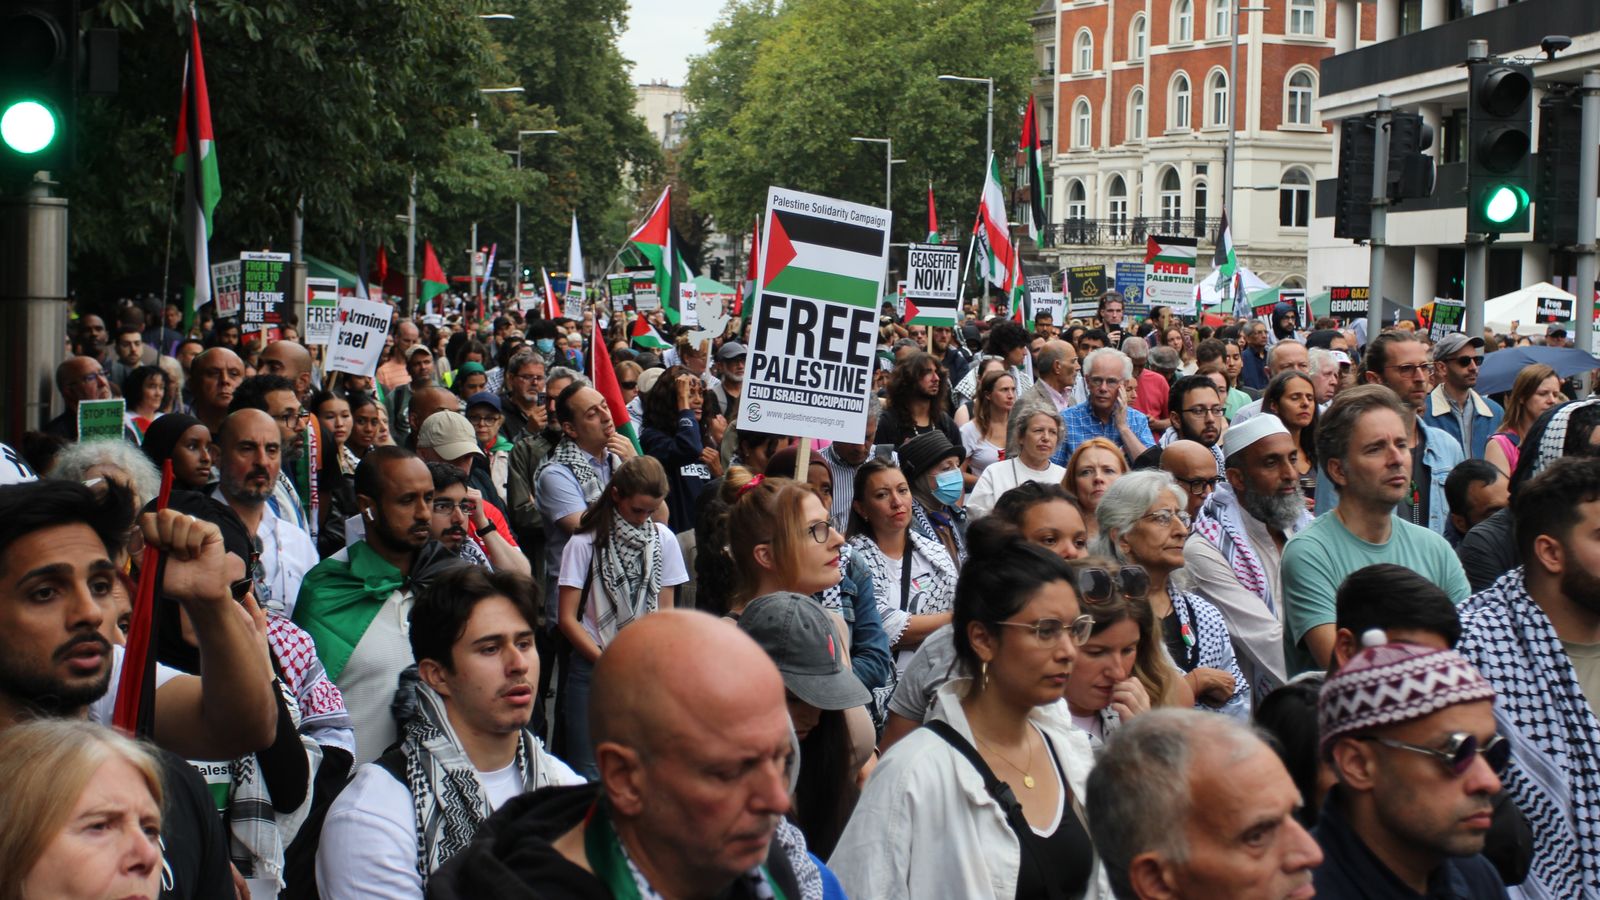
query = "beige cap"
xmin=417 ymin=411 xmax=483 ymax=461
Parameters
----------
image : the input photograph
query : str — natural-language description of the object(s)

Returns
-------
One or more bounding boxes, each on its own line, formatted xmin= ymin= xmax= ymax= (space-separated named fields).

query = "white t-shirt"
xmin=89 ymin=644 xmax=183 ymax=725
xmin=317 ymin=748 xmax=583 ymax=899
xmin=557 ymin=524 xmax=688 ymax=646
xmin=959 ymin=420 xmax=1003 ymax=476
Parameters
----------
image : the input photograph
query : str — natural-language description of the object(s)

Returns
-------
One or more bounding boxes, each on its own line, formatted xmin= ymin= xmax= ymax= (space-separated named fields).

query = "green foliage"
xmin=684 ymin=0 xmax=1035 ymax=247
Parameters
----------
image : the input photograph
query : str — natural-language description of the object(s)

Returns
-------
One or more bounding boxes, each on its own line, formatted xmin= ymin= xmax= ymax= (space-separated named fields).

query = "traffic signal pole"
xmin=1366 ymin=95 xmax=1391 ymax=343
xmin=1465 ymin=233 xmax=1487 ymax=338
xmin=0 ymin=177 xmax=68 ymax=440
xmin=1575 ymin=70 xmax=1599 ymax=361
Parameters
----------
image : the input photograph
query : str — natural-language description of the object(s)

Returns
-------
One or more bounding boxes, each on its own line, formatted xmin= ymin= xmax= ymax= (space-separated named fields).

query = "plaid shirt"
xmin=1052 ymin=401 xmax=1154 ymax=466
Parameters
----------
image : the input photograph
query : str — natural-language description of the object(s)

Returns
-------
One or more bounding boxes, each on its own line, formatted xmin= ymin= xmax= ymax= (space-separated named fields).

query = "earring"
xmin=981 ymin=661 xmax=989 ymax=689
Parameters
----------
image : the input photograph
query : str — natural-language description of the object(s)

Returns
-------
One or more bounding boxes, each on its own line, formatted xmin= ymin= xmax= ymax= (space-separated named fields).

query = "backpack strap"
xmin=375 ymin=745 xmax=408 ymax=786
xmin=922 ymin=720 xmax=1065 ymax=900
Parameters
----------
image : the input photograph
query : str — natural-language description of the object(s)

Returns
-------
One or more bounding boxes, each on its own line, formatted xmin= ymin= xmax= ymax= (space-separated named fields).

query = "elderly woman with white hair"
xmin=1092 ymin=469 xmax=1251 ymax=718
xmin=50 ymin=438 xmax=163 ymax=512
xmin=965 ymin=397 xmax=1067 ymax=520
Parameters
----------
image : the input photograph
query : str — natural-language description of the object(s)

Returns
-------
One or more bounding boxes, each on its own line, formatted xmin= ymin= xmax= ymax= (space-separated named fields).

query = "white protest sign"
xmin=1033 ymin=292 xmax=1065 ymax=327
xmin=905 ymin=243 xmax=961 ymax=326
xmin=563 ymin=284 xmax=586 ymax=321
xmin=325 ymin=296 xmax=394 ymax=377
xmin=738 ymin=187 xmax=890 ymax=444
xmin=679 ymin=282 xmax=700 ymax=327
xmin=1144 ymin=235 xmax=1197 ymax=316
xmin=304 ymin=277 xmax=340 ymax=345
xmin=211 ymin=260 xmax=242 ymax=318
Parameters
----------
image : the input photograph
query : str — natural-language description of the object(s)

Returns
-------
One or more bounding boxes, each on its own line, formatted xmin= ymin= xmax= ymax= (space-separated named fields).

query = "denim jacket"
xmin=816 ymin=549 xmax=897 ymax=727
xmin=1312 ymin=419 xmax=1464 ymax=537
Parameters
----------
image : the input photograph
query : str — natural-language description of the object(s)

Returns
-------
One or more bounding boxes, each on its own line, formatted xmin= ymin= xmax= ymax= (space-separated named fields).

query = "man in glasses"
xmin=44 ymin=356 xmax=116 ymax=441
xmin=1457 ymin=457 xmax=1600 ymax=895
xmin=1422 ymin=333 xmax=1504 ymax=460
xmin=1162 ymin=374 xmax=1229 ymax=474
xmin=1188 ymin=415 xmax=1313 ymax=696
xmin=1353 ymin=330 xmax=1466 ymax=537
xmin=426 ymin=461 xmax=528 ymax=576
xmin=498 ymin=349 xmax=547 ymax=442
xmin=212 ymin=409 xmax=318 ymax=619
xmin=1314 ymin=640 xmax=1506 ymax=897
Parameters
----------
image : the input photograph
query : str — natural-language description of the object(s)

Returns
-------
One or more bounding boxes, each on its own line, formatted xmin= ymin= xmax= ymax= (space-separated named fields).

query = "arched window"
xmin=1067 ymin=180 xmax=1088 ymax=221
xmin=1071 ymin=99 xmax=1092 ymax=149
xmin=1108 ymin=175 xmax=1129 ymax=237
xmin=1289 ymin=0 xmax=1317 ymax=35
xmin=1279 ymin=168 xmax=1312 ymax=227
xmin=1174 ymin=0 xmax=1194 ymax=43
xmin=1281 ymin=275 xmax=1307 ymax=289
xmin=1194 ymin=181 xmax=1208 ymax=223
xmin=1075 ymin=29 xmax=1094 ymax=73
xmin=1128 ymin=87 xmax=1146 ymax=141
xmin=1209 ymin=71 xmax=1229 ymax=127
xmin=1159 ymin=168 xmax=1183 ymax=231
xmin=1286 ymin=70 xmax=1315 ymax=126
xmin=1212 ymin=0 xmax=1231 ymax=37
xmin=1171 ymin=73 xmax=1191 ymax=130
xmin=1129 ymin=14 xmax=1147 ymax=60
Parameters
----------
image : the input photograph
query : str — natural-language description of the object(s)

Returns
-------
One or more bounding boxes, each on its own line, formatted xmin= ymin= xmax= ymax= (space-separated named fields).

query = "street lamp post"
xmin=851 ymin=136 xmax=893 ymax=211
xmin=1224 ymin=5 xmax=1269 ymax=235
xmin=938 ymin=74 xmax=995 ymax=166
xmin=470 ymin=87 xmax=525 ymax=301
xmin=510 ymin=129 xmax=559 ymax=291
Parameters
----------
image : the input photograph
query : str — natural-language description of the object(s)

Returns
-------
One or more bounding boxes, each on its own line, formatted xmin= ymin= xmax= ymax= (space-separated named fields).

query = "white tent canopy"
xmin=1484 ymin=281 xmax=1578 ymax=336
xmin=1196 ymin=265 xmax=1272 ymax=309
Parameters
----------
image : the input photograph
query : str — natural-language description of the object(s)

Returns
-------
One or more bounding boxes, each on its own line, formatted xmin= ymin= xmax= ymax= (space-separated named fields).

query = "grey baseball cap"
xmin=738 ymin=592 xmax=871 ymax=711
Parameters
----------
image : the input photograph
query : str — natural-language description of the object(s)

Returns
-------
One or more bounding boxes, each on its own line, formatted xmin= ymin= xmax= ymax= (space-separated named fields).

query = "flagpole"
xmin=159 ymin=169 xmax=179 ymax=318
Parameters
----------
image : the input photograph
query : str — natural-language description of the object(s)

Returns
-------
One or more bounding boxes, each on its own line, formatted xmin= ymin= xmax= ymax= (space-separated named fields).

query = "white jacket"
xmin=830 ymin=680 xmax=1113 ymax=900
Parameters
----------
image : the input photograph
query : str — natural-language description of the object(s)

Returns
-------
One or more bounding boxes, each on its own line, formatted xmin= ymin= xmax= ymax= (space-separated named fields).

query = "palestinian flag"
xmin=973 ymin=152 xmax=1015 ymax=294
xmin=630 ymin=313 xmax=669 ymax=351
xmin=1021 ymin=96 xmax=1047 ymax=244
xmin=591 ymin=317 xmax=641 ymax=453
xmin=762 ymin=206 xmax=888 ymax=308
xmin=1213 ymin=208 xmax=1237 ymax=282
xmin=173 ymin=7 xmax=220 ymax=326
xmin=625 ymin=186 xmax=690 ymax=322
xmin=541 ymin=267 xmax=560 ymax=321
xmin=927 ymin=183 xmax=941 ymax=243
xmin=420 ymin=241 xmax=448 ymax=307
xmin=736 ymin=214 xmax=759 ymax=321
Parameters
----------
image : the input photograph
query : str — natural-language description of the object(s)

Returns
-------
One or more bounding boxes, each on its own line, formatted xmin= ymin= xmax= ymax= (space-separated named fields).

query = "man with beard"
xmin=498 ymin=349 xmax=547 ymax=442
xmin=390 ymin=345 xmax=439 ymax=448
xmin=1457 ymin=457 xmax=1600 ymax=897
xmin=1422 ymin=333 xmax=1503 ymax=461
xmin=73 ymin=312 xmax=111 ymax=364
xmin=1284 ymin=386 xmax=1469 ymax=675
xmin=709 ymin=341 xmax=747 ymax=423
xmin=1161 ymin=374 xmax=1229 ymax=474
xmin=230 ymin=373 xmax=313 ymax=533
xmin=1186 ymin=415 xmax=1314 ymax=696
xmin=0 ymin=479 xmax=279 ymax=899
xmin=294 ymin=447 xmax=468 ymax=764
xmin=427 ymin=461 xmax=528 ymax=575
xmin=213 ymin=409 xmax=318 ymax=618
xmin=189 ymin=347 xmax=245 ymax=435
xmin=1315 ymin=640 xmax=1508 ymax=898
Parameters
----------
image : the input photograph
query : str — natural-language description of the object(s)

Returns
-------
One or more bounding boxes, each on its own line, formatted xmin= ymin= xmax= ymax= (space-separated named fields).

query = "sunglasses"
xmin=1358 ymin=732 xmax=1510 ymax=777
xmin=1449 ymin=355 xmax=1483 ymax=368
xmin=619 ymin=380 xmax=638 ymax=390
xmin=1078 ymin=565 xmax=1150 ymax=602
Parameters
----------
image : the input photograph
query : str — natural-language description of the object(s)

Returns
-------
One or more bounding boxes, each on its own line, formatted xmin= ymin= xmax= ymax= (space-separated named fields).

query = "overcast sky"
xmin=619 ymin=0 xmax=725 ymax=85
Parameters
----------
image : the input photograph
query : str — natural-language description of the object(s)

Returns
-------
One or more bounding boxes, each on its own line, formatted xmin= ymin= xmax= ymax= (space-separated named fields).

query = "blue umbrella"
xmin=1477 ymin=345 xmax=1600 ymax=396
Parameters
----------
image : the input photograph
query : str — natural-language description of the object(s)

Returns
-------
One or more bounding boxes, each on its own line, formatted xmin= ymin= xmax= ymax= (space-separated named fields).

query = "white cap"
xmin=1221 ymin=414 xmax=1290 ymax=460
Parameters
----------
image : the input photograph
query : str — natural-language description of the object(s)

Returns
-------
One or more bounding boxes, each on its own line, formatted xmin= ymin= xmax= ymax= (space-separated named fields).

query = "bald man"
xmin=404 ymin=386 xmax=462 ymax=450
xmin=190 ymin=347 xmax=244 ymax=434
xmin=259 ymin=339 xmax=314 ymax=402
xmin=1162 ymin=439 xmax=1221 ymax=519
xmin=43 ymin=356 xmax=114 ymax=439
xmin=214 ymin=410 xmax=318 ymax=617
xmin=429 ymin=610 xmax=810 ymax=899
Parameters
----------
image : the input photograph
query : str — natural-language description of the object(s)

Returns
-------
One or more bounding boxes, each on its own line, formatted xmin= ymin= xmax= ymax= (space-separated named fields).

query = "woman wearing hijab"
xmin=139 ymin=413 xmax=214 ymax=492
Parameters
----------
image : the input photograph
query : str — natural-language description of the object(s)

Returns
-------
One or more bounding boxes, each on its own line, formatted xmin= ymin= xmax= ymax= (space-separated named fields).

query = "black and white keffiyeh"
xmin=848 ymin=530 xmax=957 ymax=647
xmin=543 ymin=437 xmax=607 ymax=501
xmin=1457 ymin=567 xmax=1600 ymax=898
xmin=592 ymin=511 xmax=663 ymax=646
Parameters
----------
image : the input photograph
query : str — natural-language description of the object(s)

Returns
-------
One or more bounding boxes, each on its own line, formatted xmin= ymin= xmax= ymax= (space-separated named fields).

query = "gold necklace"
xmin=975 ymin=732 xmax=1037 ymax=789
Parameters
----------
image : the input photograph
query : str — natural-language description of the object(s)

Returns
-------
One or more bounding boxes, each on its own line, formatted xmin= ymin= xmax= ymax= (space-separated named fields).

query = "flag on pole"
xmin=420 ymin=241 xmax=448 ymax=307
xmin=736 ymin=215 xmax=759 ymax=320
xmin=481 ymin=243 xmax=498 ymax=298
xmin=1021 ymin=96 xmax=1046 ymax=244
xmin=541 ymin=267 xmax=560 ymax=321
xmin=626 ymin=186 xmax=676 ymax=309
xmin=1010 ymin=249 xmax=1028 ymax=328
xmin=630 ymin=313 xmax=669 ymax=350
xmin=173 ymin=6 xmax=220 ymax=326
xmin=927 ymin=182 xmax=941 ymax=243
xmin=355 ymin=239 xmax=371 ymax=302
xmin=568 ymin=212 xmax=586 ymax=294
xmin=591 ymin=317 xmax=642 ymax=453
xmin=1213 ymin=208 xmax=1237 ymax=282
xmin=973 ymin=152 xmax=1016 ymax=295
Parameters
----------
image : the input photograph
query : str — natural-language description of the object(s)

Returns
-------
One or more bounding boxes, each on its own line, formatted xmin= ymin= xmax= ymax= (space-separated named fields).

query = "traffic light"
xmin=1334 ymin=113 xmax=1376 ymax=241
xmin=1466 ymin=58 xmax=1534 ymax=234
xmin=1536 ymin=85 xmax=1583 ymax=246
xmin=1388 ymin=112 xmax=1436 ymax=202
xmin=0 ymin=1 xmax=77 ymax=176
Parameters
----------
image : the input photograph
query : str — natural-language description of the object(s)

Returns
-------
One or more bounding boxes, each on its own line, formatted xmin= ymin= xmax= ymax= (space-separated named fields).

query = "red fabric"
xmin=1133 ymin=369 xmax=1170 ymax=420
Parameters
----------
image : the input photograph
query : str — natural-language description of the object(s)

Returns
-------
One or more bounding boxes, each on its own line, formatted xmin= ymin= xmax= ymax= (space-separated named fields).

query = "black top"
xmin=876 ymin=406 xmax=962 ymax=454
xmin=155 ymin=749 xmax=235 ymax=900
xmin=1312 ymin=790 xmax=1508 ymax=899
xmin=1012 ymin=729 xmax=1096 ymax=900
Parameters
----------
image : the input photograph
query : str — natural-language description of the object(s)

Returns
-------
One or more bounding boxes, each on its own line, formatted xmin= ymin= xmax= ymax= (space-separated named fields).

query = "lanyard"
xmin=900 ymin=547 xmax=914 ymax=613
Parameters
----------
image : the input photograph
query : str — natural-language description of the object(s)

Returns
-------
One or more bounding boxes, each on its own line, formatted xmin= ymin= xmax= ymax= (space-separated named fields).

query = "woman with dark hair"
xmin=345 ymin=391 xmax=384 ymax=459
xmin=1263 ymin=370 xmax=1321 ymax=508
xmin=121 ymin=364 xmax=168 ymax=439
xmin=954 ymin=357 xmax=1007 ymax=427
xmin=832 ymin=518 xmax=1111 ymax=899
xmin=876 ymin=352 xmax=961 ymax=449
xmin=139 ymin=413 xmax=213 ymax=491
xmin=639 ymin=364 xmax=718 ymax=533
xmin=848 ymin=459 xmax=958 ymax=672
xmin=309 ymin=388 xmax=359 ymax=476
xmin=958 ymin=368 xmax=1017 ymax=484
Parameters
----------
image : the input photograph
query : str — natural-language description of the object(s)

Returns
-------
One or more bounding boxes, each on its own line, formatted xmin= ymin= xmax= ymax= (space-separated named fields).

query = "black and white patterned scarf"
xmin=544 ymin=437 xmax=607 ymax=501
xmin=848 ymin=530 xmax=957 ymax=622
xmin=1457 ymin=567 xmax=1600 ymax=898
xmin=592 ymin=511 xmax=663 ymax=646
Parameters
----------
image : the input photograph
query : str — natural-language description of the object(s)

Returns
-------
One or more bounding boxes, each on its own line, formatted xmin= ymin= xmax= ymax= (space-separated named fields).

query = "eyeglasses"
xmin=991 ymin=614 xmax=1097 ymax=647
xmin=1182 ymin=405 xmax=1227 ymax=419
xmin=271 ymin=409 xmax=310 ymax=428
xmin=1087 ymin=376 xmax=1122 ymax=388
xmin=467 ymin=415 xmax=501 ymax=427
xmin=1141 ymin=509 xmax=1192 ymax=529
xmin=619 ymin=381 xmax=638 ymax=390
xmin=432 ymin=499 xmax=479 ymax=517
xmin=1357 ymin=732 xmax=1510 ymax=777
xmin=1173 ymin=474 xmax=1223 ymax=496
xmin=1079 ymin=565 xmax=1150 ymax=601
xmin=804 ymin=520 xmax=834 ymax=543
xmin=1384 ymin=363 xmax=1429 ymax=379
xmin=66 ymin=370 xmax=108 ymax=389
xmin=1449 ymin=355 xmax=1483 ymax=368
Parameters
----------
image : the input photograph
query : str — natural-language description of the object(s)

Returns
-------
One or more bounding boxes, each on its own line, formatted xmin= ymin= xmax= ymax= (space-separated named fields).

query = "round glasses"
xmin=1358 ymin=732 xmax=1510 ymax=777
xmin=991 ymin=614 xmax=1096 ymax=647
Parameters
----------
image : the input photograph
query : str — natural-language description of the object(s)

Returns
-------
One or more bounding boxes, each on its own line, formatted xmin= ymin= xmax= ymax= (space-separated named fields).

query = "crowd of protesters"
xmin=4 ymin=286 xmax=1599 ymax=899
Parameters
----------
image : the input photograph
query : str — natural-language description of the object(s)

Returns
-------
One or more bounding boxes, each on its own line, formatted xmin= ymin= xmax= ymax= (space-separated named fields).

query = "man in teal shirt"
xmin=1283 ymin=384 xmax=1469 ymax=675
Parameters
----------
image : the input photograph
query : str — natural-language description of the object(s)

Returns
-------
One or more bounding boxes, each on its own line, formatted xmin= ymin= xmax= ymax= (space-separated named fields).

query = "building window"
xmin=1128 ymin=88 xmax=1146 ymax=141
xmin=1109 ymin=175 xmax=1129 ymax=236
xmin=1174 ymin=0 xmax=1193 ymax=43
xmin=1441 ymin=108 xmax=1466 ymax=164
xmin=1073 ymin=99 xmax=1092 ymax=148
xmin=1067 ymin=181 xmax=1088 ymax=221
xmin=1130 ymin=14 xmax=1147 ymax=60
xmin=1160 ymin=168 xmax=1183 ymax=231
xmin=1288 ymin=0 xmax=1316 ymax=36
xmin=1043 ymin=45 xmax=1056 ymax=76
xmin=1280 ymin=168 xmax=1311 ymax=228
xmin=1171 ymin=74 xmax=1191 ymax=130
xmin=1209 ymin=71 xmax=1229 ymax=127
xmin=1398 ymin=0 xmax=1423 ymax=35
xmin=1194 ymin=181 xmax=1208 ymax=220
xmin=1286 ymin=71 xmax=1314 ymax=125
xmin=1212 ymin=0 xmax=1230 ymax=38
xmin=1075 ymin=30 xmax=1093 ymax=73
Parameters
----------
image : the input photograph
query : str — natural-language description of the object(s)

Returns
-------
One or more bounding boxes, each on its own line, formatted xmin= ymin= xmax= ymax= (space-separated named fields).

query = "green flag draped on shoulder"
xmin=292 ymin=542 xmax=405 ymax=683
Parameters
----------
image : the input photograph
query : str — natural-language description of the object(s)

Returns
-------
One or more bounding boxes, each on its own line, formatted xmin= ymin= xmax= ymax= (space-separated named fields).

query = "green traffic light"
xmin=0 ymin=100 xmax=57 ymax=155
xmin=1482 ymin=184 xmax=1528 ymax=225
